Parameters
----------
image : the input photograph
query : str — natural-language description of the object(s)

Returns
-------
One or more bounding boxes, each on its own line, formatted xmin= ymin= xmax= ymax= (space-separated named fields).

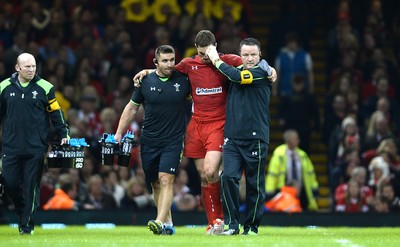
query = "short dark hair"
xmin=195 ymin=30 xmax=216 ymax=48
xmin=155 ymin=45 xmax=175 ymax=60
xmin=239 ymin=37 xmax=261 ymax=51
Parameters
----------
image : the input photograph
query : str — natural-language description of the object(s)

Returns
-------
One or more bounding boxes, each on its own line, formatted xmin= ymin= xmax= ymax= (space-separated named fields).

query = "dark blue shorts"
xmin=140 ymin=136 xmax=184 ymax=193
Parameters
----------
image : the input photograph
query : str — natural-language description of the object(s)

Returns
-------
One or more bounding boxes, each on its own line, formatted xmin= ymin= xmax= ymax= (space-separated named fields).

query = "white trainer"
xmin=220 ymin=229 xmax=239 ymax=236
xmin=211 ymin=218 xmax=224 ymax=235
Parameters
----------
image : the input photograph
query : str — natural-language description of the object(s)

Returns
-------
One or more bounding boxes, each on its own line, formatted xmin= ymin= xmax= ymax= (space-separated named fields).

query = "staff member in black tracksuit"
xmin=115 ymin=45 xmax=190 ymax=235
xmin=206 ymin=38 xmax=277 ymax=235
xmin=0 ymin=53 xmax=69 ymax=235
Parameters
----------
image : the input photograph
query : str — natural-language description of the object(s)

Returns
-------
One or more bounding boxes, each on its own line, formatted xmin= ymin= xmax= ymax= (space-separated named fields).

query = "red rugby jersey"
xmin=175 ymin=54 xmax=242 ymax=122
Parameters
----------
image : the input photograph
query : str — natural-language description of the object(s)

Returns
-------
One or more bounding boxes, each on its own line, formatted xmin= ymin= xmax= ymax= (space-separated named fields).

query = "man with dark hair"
xmin=115 ymin=45 xmax=190 ymax=235
xmin=133 ymin=30 xmax=244 ymax=235
xmin=206 ymin=37 xmax=276 ymax=235
xmin=0 ymin=53 xmax=69 ymax=235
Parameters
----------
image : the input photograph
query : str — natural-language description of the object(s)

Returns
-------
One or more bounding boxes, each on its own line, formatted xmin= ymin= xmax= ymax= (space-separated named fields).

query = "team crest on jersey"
xmin=32 ymin=91 xmax=38 ymax=99
xmin=195 ymin=86 xmax=222 ymax=95
xmin=174 ymin=83 xmax=180 ymax=92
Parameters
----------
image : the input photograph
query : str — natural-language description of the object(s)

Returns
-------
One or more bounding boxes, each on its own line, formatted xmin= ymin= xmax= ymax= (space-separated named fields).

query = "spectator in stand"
xmin=327 ymin=5 xmax=360 ymax=73
xmin=334 ymin=166 xmax=374 ymax=208
xmin=266 ymin=129 xmax=319 ymax=211
xmin=43 ymin=173 xmax=93 ymax=210
xmin=361 ymin=46 xmax=398 ymax=88
xmin=107 ymin=52 xmax=141 ymax=97
xmin=328 ymin=116 xmax=360 ymax=171
xmin=361 ymin=110 xmax=394 ymax=152
xmin=79 ymin=156 xmax=96 ymax=193
xmin=68 ymin=168 xmax=88 ymax=204
xmin=30 ymin=1 xmax=52 ymax=43
xmin=172 ymin=168 xmax=198 ymax=211
xmin=87 ymin=39 xmax=111 ymax=96
xmin=361 ymin=137 xmax=400 ymax=168
xmin=335 ymin=179 xmax=369 ymax=212
xmin=77 ymin=85 xmax=102 ymax=142
xmin=357 ymin=30 xmax=377 ymax=69
xmin=379 ymin=183 xmax=400 ymax=212
xmin=345 ymin=89 xmax=362 ymax=122
xmin=4 ymin=31 xmax=28 ymax=75
xmin=330 ymin=53 xmax=364 ymax=90
xmin=120 ymin=176 xmax=154 ymax=211
xmin=82 ymin=174 xmax=117 ymax=210
xmin=330 ymin=147 xmax=361 ymax=194
xmin=368 ymin=156 xmax=390 ymax=194
xmin=360 ymin=64 xmax=394 ymax=102
xmin=322 ymin=94 xmax=347 ymax=144
xmin=374 ymin=97 xmax=400 ymax=136
xmin=143 ymin=26 xmax=181 ymax=69
xmin=101 ymin=169 xmax=125 ymax=208
xmin=105 ymin=75 xmax=134 ymax=107
xmin=98 ymin=107 xmax=118 ymax=135
xmin=118 ymin=167 xmax=132 ymax=191
xmin=278 ymin=74 xmax=320 ymax=153
xmin=38 ymin=31 xmax=77 ymax=69
xmin=362 ymin=76 xmax=398 ymax=129
xmin=274 ymin=31 xmax=314 ymax=96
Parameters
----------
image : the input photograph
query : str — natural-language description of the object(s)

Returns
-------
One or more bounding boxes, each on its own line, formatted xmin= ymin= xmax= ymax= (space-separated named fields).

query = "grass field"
xmin=1 ymin=225 xmax=400 ymax=247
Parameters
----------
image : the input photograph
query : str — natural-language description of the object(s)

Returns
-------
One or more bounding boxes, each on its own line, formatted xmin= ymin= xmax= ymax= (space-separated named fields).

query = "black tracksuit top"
xmin=0 ymin=73 xmax=69 ymax=155
xmin=215 ymin=61 xmax=272 ymax=144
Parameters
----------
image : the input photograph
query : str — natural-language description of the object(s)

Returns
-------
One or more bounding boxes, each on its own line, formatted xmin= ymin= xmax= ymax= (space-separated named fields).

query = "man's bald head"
xmin=15 ymin=53 xmax=36 ymax=83
xmin=16 ymin=53 xmax=35 ymax=66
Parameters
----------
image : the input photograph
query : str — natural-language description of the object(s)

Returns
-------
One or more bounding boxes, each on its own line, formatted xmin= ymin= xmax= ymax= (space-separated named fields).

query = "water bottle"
xmin=118 ymin=131 xmax=135 ymax=167
xmin=100 ymin=133 xmax=117 ymax=166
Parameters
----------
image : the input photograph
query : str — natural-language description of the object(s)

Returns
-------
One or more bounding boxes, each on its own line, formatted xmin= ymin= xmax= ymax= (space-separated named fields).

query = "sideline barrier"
xmin=2 ymin=210 xmax=400 ymax=227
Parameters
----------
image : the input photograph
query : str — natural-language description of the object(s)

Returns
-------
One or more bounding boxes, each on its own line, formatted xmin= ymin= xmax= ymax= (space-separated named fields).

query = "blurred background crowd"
xmin=0 ymin=0 xmax=399 ymax=214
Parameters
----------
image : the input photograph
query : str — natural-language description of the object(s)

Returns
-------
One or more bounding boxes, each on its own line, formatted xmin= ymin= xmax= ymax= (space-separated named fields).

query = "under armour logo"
xmin=150 ymin=87 xmax=156 ymax=91
xmin=174 ymin=83 xmax=180 ymax=92
xmin=32 ymin=91 xmax=38 ymax=99
xmin=252 ymin=151 xmax=258 ymax=156
xmin=191 ymin=66 xmax=198 ymax=70
xmin=10 ymin=93 xmax=15 ymax=96
xmin=170 ymin=168 xmax=175 ymax=172
xmin=223 ymin=138 xmax=229 ymax=146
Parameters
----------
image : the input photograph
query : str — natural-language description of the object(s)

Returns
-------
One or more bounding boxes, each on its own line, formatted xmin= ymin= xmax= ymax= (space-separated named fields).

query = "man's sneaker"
xmin=163 ymin=226 xmax=176 ymax=235
xmin=148 ymin=220 xmax=163 ymax=235
xmin=212 ymin=219 xmax=224 ymax=235
xmin=220 ymin=229 xmax=239 ymax=236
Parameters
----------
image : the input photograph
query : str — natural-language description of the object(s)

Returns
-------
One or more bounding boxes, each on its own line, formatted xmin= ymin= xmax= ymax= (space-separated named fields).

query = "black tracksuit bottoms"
xmin=2 ymin=153 xmax=44 ymax=232
xmin=220 ymin=138 xmax=268 ymax=233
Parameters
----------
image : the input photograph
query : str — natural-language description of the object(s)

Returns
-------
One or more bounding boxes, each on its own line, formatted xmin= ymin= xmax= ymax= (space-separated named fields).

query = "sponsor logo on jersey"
xmin=195 ymin=86 xmax=222 ymax=95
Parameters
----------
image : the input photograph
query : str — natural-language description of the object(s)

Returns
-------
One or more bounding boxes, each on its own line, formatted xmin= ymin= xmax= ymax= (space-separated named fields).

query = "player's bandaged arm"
xmin=214 ymin=60 xmax=270 ymax=84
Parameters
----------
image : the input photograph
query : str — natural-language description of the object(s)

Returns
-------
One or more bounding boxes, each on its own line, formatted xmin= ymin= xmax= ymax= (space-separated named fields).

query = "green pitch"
xmin=1 ymin=225 xmax=399 ymax=247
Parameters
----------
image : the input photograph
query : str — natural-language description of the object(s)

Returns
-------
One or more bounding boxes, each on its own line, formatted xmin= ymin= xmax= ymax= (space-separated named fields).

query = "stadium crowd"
xmin=324 ymin=0 xmax=400 ymax=212
xmin=0 ymin=0 xmax=400 ymax=216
